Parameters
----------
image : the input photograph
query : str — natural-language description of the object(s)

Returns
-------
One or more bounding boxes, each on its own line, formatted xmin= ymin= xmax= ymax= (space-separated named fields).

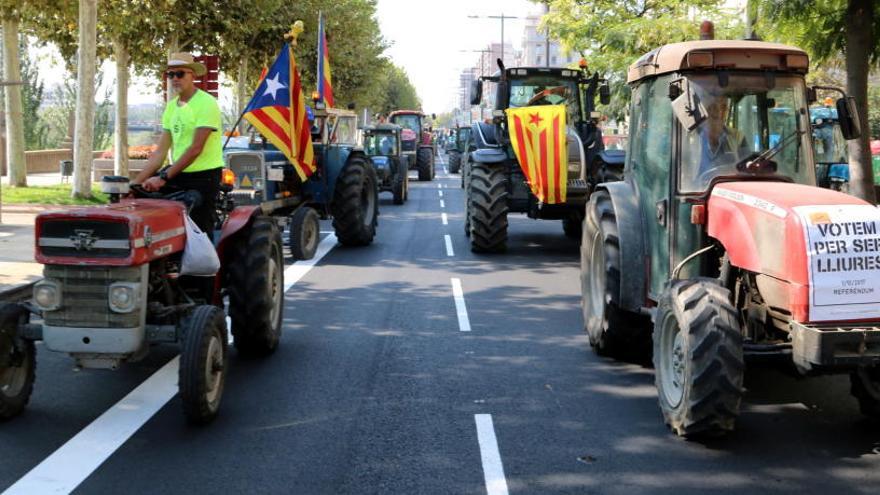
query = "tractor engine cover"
xmin=707 ymin=181 xmax=880 ymax=323
xmin=35 ymin=199 xmax=187 ymax=267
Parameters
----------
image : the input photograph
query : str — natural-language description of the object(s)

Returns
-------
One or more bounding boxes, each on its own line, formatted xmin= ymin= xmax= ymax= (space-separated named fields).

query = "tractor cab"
xmin=363 ymin=124 xmax=408 ymax=204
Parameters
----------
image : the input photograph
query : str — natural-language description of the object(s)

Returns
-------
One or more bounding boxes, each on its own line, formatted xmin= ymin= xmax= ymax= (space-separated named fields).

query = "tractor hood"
xmin=707 ymin=181 xmax=880 ymax=323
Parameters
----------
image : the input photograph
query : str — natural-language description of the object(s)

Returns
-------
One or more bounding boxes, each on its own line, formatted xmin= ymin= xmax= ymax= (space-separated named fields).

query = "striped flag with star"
xmin=317 ymin=12 xmax=334 ymax=108
xmin=242 ymin=42 xmax=315 ymax=180
xmin=505 ymin=105 xmax=568 ymax=204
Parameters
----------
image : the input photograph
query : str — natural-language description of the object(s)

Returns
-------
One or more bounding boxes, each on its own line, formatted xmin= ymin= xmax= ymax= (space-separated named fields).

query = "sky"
xmin=376 ymin=0 xmax=542 ymax=114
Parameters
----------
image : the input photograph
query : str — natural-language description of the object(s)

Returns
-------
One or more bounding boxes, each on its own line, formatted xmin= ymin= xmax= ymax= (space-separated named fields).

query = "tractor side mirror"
xmin=836 ymin=96 xmax=861 ymax=140
xmin=806 ymin=87 xmax=817 ymax=104
xmin=599 ymin=83 xmax=611 ymax=105
xmin=495 ymin=80 xmax=510 ymax=110
xmin=670 ymin=79 xmax=706 ymax=131
xmin=470 ymin=79 xmax=483 ymax=105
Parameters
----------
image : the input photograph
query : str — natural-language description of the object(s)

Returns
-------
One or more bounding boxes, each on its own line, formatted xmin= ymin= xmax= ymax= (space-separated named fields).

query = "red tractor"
xmin=0 ymin=175 xmax=284 ymax=424
xmin=388 ymin=110 xmax=435 ymax=181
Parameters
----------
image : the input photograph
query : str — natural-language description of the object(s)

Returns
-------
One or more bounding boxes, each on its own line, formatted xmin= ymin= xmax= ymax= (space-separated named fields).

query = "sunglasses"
xmin=166 ymin=70 xmax=191 ymax=79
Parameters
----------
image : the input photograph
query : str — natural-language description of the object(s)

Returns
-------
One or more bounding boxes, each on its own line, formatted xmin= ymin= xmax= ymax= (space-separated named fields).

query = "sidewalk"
xmin=0 ymin=208 xmax=42 ymax=294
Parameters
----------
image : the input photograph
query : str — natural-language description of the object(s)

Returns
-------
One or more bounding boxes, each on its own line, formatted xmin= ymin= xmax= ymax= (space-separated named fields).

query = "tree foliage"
xmin=19 ymin=36 xmax=48 ymax=150
xmin=359 ymin=60 xmax=421 ymax=114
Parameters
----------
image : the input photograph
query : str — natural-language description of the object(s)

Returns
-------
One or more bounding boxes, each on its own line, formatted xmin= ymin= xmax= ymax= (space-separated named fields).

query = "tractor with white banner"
xmin=579 ymin=28 xmax=878 ymax=437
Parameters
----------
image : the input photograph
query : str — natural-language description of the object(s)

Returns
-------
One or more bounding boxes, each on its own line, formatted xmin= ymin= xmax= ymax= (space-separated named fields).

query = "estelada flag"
xmin=317 ymin=12 xmax=334 ymax=108
xmin=242 ymin=43 xmax=315 ymax=180
xmin=506 ymin=105 xmax=568 ymax=204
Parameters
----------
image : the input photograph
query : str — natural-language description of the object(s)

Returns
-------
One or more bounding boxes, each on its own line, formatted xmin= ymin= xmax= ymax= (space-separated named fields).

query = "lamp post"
xmin=467 ymin=13 xmax=520 ymax=66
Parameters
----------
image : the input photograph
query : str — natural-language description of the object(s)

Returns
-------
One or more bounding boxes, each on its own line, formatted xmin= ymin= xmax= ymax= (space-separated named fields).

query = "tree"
xmin=1 ymin=1 xmax=28 ymax=187
xmin=72 ymin=0 xmax=98 ymax=199
xmin=751 ymin=0 xmax=879 ymax=202
xmin=361 ymin=61 xmax=421 ymax=114
xmin=19 ymin=36 xmax=48 ymax=151
xmin=543 ymin=0 xmax=742 ymax=120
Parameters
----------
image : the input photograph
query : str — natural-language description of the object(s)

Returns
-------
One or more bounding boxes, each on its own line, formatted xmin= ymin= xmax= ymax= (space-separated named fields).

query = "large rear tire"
xmin=228 ymin=216 xmax=284 ymax=357
xmin=392 ymin=166 xmax=407 ymax=205
xmin=288 ymin=207 xmax=319 ymax=261
xmin=332 ymin=157 xmax=379 ymax=246
xmin=417 ymin=147 xmax=434 ymax=181
xmin=580 ymin=191 xmax=649 ymax=359
xmin=467 ymin=163 xmax=508 ymax=253
xmin=653 ymin=279 xmax=744 ymax=438
xmin=0 ymin=303 xmax=34 ymax=421
xmin=850 ymin=366 xmax=880 ymax=418
xmin=448 ymin=153 xmax=461 ymax=174
xmin=180 ymin=305 xmax=228 ymax=424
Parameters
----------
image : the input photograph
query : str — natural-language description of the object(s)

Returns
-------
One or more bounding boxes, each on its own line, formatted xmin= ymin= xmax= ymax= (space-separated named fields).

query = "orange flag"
xmin=506 ymin=105 xmax=568 ymax=204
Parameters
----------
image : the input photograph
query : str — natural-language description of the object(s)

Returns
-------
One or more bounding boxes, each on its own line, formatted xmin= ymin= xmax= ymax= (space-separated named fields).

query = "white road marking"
xmin=440 ymin=200 xmax=445 ymax=209
xmin=444 ymin=235 xmax=454 ymax=257
xmin=439 ymin=190 xmax=443 ymax=197
xmin=451 ymin=278 xmax=471 ymax=332
xmin=441 ymin=213 xmax=448 ymax=225
xmin=4 ymin=234 xmax=339 ymax=495
xmin=475 ymin=414 xmax=509 ymax=495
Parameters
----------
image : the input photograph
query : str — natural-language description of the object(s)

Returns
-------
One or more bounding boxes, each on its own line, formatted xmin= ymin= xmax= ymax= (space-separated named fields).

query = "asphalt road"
xmin=2 ymin=152 xmax=880 ymax=494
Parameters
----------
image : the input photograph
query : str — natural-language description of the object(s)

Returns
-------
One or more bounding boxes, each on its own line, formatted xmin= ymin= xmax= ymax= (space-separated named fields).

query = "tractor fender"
xmin=597 ymin=181 xmax=646 ymax=313
xmin=216 ymin=205 xmax=262 ymax=263
xmin=470 ymin=148 xmax=508 ymax=164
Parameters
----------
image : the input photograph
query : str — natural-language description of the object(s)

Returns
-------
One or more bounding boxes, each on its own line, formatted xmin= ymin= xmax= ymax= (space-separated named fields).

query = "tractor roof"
xmin=488 ymin=66 xmax=582 ymax=80
xmin=626 ymin=40 xmax=809 ymax=84
xmin=389 ymin=110 xmax=423 ymax=117
xmin=365 ymin=123 xmax=402 ymax=132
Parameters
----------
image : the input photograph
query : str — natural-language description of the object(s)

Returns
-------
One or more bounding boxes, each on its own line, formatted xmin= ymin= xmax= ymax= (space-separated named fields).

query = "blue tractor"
xmin=363 ymin=124 xmax=408 ymax=204
xmin=810 ymin=104 xmax=850 ymax=192
xmin=224 ymin=106 xmax=379 ymax=260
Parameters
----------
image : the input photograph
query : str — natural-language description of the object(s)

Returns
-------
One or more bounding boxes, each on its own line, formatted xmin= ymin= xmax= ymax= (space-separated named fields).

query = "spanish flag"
xmin=242 ymin=42 xmax=315 ymax=180
xmin=317 ymin=12 xmax=334 ymax=108
xmin=506 ymin=105 xmax=568 ymax=204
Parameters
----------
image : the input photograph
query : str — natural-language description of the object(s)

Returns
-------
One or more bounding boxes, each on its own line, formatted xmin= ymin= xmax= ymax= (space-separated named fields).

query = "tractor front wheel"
xmin=0 ymin=303 xmax=35 ymax=421
xmin=448 ymin=152 xmax=461 ymax=174
xmin=467 ymin=163 xmax=508 ymax=252
xmin=288 ymin=207 xmax=319 ymax=261
xmin=229 ymin=216 xmax=284 ymax=357
xmin=562 ymin=212 xmax=583 ymax=240
xmin=179 ymin=305 xmax=228 ymax=424
xmin=332 ymin=157 xmax=379 ymax=246
xmin=653 ymin=279 xmax=744 ymax=438
xmin=417 ymin=147 xmax=434 ymax=181
xmin=581 ymin=191 xmax=649 ymax=359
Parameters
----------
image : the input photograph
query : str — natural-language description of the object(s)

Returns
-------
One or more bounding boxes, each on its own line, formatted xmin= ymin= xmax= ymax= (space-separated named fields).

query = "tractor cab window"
xmin=391 ymin=114 xmax=421 ymax=133
xmin=364 ymin=132 xmax=398 ymax=156
xmin=678 ymin=74 xmax=812 ymax=193
xmin=811 ymin=107 xmax=848 ymax=164
xmin=457 ymin=128 xmax=471 ymax=152
xmin=509 ymin=75 xmax=580 ymax=122
xmin=330 ymin=116 xmax=357 ymax=145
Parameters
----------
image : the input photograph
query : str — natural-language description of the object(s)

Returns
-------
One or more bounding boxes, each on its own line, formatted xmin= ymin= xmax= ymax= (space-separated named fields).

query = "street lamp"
xmin=467 ymin=13 xmax=520 ymax=65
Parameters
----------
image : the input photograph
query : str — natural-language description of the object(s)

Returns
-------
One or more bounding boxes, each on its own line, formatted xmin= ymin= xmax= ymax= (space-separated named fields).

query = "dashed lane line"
xmin=439 ymin=190 xmax=443 ymax=197
xmin=3 ymin=234 xmax=339 ymax=495
xmin=445 ymin=235 xmax=455 ymax=257
xmin=475 ymin=414 xmax=509 ymax=495
xmin=440 ymin=199 xmax=445 ymax=209
xmin=451 ymin=278 xmax=471 ymax=332
xmin=442 ymin=213 xmax=448 ymax=225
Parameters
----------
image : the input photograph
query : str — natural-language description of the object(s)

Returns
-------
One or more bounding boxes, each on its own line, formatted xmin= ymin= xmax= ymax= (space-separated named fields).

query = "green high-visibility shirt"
xmin=161 ymin=89 xmax=223 ymax=172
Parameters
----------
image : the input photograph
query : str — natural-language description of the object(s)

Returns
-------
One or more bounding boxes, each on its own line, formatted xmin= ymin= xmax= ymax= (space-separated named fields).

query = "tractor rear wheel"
xmin=581 ymin=191 xmax=649 ymax=359
xmin=392 ymin=167 xmax=407 ymax=205
xmin=332 ymin=157 xmax=378 ymax=246
xmin=468 ymin=163 xmax=508 ymax=252
xmin=653 ymin=279 xmax=744 ymax=438
xmin=448 ymin=153 xmax=461 ymax=174
xmin=562 ymin=213 xmax=583 ymax=240
xmin=850 ymin=366 xmax=880 ymax=418
xmin=229 ymin=216 xmax=284 ymax=357
xmin=179 ymin=305 xmax=227 ymax=424
xmin=288 ymin=207 xmax=319 ymax=261
xmin=417 ymin=147 xmax=434 ymax=181
xmin=0 ymin=303 xmax=35 ymax=421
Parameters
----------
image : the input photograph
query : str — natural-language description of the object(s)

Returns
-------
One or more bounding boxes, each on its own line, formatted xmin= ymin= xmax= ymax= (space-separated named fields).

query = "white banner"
xmin=795 ymin=204 xmax=880 ymax=322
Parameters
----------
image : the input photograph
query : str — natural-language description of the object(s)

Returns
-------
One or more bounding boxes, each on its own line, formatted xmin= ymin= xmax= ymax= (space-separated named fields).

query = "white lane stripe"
xmin=441 ymin=213 xmax=448 ymax=225
xmin=444 ymin=235 xmax=454 ymax=257
xmin=475 ymin=414 xmax=509 ymax=495
xmin=440 ymin=200 xmax=445 ymax=209
xmin=451 ymin=278 xmax=471 ymax=332
xmin=4 ymin=235 xmax=339 ymax=495
xmin=439 ymin=190 xmax=443 ymax=197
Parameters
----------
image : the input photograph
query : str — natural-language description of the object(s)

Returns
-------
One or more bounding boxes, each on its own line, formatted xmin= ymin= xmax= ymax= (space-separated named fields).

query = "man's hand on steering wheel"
xmin=142 ymin=176 xmax=167 ymax=192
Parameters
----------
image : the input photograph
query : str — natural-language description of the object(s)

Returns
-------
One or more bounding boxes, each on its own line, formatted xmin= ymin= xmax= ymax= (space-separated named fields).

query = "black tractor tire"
xmin=228 ymin=216 xmax=284 ymax=357
xmin=0 ymin=303 xmax=35 ymax=421
xmin=179 ymin=305 xmax=228 ymax=424
xmin=417 ymin=147 xmax=434 ymax=181
xmin=332 ymin=157 xmax=379 ymax=246
xmin=850 ymin=366 xmax=880 ymax=418
xmin=288 ymin=207 xmax=319 ymax=261
xmin=653 ymin=279 xmax=744 ymax=438
xmin=581 ymin=191 xmax=650 ymax=359
xmin=448 ymin=153 xmax=461 ymax=174
xmin=392 ymin=168 xmax=407 ymax=205
xmin=467 ymin=163 xmax=508 ymax=252
xmin=562 ymin=213 xmax=583 ymax=240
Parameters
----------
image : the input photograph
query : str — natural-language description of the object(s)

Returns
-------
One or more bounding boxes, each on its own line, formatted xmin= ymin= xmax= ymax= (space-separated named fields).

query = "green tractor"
xmin=466 ymin=60 xmax=619 ymax=252
xmin=446 ymin=125 xmax=471 ymax=174
xmin=363 ymin=123 xmax=408 ymax=205
xmin=580 ymin=34 xmax=873 ymax=438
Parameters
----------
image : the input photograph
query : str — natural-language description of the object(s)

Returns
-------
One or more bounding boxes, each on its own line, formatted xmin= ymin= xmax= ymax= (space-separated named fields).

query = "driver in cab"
xmin=697 ymin=95 xmax=749 ymax=175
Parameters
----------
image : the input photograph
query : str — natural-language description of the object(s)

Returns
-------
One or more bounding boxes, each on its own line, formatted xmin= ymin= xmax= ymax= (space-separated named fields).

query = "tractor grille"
xmin=39 ymin=219 xmax=130 ymax=259
xmin=401 ymin=140 xmax=416 ymax=152
xmin=43 ymin=265 xmax=142 ymax=328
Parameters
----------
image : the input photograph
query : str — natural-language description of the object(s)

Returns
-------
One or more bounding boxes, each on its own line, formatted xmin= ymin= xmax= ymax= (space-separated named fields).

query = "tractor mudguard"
xmin=470 ymin=148 xmax=508 ymax=164
xmin=217 ymin=205 xmax=262 ymax=261
xmin=598 ymin=150 xmax=625 ymax=166
xmin=597 ymin=181 xmax=646 ymax=313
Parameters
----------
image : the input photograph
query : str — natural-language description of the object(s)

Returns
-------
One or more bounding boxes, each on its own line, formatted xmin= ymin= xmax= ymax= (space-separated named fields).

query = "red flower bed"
xmin=100 ymin=145 xmax=158 ymax=159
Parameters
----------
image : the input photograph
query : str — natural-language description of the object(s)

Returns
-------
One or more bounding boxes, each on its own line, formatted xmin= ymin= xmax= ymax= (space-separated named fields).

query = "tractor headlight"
xmin=108 ymin=283 xmax=138 ymax=313
xmin=33 ymin=280 xmax=62 ymax=311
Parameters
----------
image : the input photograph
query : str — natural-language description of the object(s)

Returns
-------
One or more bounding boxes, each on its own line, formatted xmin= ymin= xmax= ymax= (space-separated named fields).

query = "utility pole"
xmin=467 ymin=13 xmax=520 ymax=66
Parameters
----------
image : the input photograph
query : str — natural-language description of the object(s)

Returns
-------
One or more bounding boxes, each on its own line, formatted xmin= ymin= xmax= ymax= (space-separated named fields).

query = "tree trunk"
xmin=114 ymin=41 xmax=129 ymax=177
xmin=72 ymin=0 xmax=97 ymax=199
xmin=2 ymin=19 xmax=26 ymax=187
xmin=236 ymin=56 xmax=248 ymax=134
xmin=844 ymin=0 xmax=875 ymax=203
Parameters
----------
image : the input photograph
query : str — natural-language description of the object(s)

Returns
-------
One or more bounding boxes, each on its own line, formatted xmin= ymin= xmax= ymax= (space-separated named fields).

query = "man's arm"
xmin=133 ymin=131 xmax=172 ymax=183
